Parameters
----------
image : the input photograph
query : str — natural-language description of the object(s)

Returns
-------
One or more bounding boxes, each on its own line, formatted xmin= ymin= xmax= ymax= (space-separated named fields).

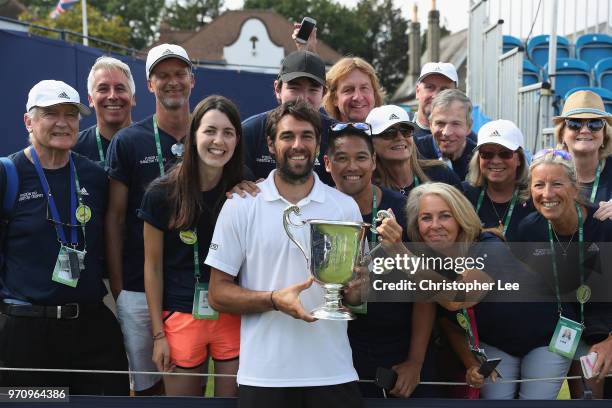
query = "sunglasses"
xmin=330 ymin=122 xmax=372 ymax=135
xmin=565 ymin=118 xmax=605 ymax=132
xmin=533 ymin=148 xmax=572 ymax=161
xmin=478 ymin=149 xmax=514 ymax=160
xmin=376 ymin=125 xmax=414 ymax=140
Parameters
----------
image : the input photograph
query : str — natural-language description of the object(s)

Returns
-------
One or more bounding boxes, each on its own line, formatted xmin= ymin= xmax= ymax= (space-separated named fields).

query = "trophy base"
xmin=311 ymin=305 xmax=355 ymax=321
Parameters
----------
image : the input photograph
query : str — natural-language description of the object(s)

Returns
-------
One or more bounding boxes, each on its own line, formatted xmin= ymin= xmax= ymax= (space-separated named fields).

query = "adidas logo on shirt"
xmin=57 ymin=92 xmax=70 ymax=99
xmin=587 ymin=243 xmax=600 ymax=252
xmin=389 ymin=113 xmax=400 ymax=120
xmin=80 ymin=187 xmax=89 ymax=196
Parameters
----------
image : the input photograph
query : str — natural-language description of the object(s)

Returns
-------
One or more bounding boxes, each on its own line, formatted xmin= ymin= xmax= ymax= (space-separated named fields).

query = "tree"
xmin=163 ymin=0 xmax=223 ymax=31
xmin=19 ymin=3 xmax=131 ymax=51
xmin=20 ymin=0 xmax=164 ymax=49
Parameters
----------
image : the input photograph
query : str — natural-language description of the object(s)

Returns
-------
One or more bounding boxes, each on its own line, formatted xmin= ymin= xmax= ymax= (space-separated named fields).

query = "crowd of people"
xmin=1 ymin=23 xmax=612 ymax=406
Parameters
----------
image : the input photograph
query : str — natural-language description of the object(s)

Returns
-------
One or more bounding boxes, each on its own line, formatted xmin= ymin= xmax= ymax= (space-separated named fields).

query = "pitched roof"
xmin=154 ymin=9 xmax=342 ymax=66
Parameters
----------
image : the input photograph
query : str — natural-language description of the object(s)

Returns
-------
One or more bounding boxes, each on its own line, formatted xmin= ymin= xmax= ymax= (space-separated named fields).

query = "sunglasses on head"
xmin=565 ymin=118 xmax=605 ymax=132
xmin=478 ymin=149 xmax=514 ymax=160
xmin=330 ymin=122 xmax=372 ymax=135
xmin=533 ymin=148 xmax=572 ymax=161
xmin=376 ymin=124 xmax=414 ymax=140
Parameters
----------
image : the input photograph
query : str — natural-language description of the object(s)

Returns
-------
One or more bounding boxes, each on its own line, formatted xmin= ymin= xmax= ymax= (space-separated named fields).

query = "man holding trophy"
xmin=206 ymin=100 xmax=365 ymax=407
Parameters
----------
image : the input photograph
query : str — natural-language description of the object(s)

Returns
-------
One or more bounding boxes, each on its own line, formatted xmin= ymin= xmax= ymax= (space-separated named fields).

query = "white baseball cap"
xmin=417 ymin=62 xmax=458 ymax=86
xmin=366 ymin=105 xmax=415 ymax=135
xmin=476 ymin=119 xmax=524 ymax=151
xmin=146 ymin=43 xmax=192 ymax=78
xmin=26 ymin=80 xmax=91 ymax=115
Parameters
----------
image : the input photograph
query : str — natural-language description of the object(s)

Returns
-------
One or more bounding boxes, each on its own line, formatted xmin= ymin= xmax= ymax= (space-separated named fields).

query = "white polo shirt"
xmin=205 ymin=170 xmax=362 ymax=387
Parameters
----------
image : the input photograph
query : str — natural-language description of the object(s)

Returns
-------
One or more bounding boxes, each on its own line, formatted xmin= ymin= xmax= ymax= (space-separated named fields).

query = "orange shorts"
xmin=162 ymin=311 xmax=240 ymax=369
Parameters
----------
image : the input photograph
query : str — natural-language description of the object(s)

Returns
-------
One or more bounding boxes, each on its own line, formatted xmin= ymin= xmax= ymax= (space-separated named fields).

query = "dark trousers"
xmin=0 ymin=303 xmax=129 ymax=395
xmin=238 ymin=382 xmax=364 ymax=408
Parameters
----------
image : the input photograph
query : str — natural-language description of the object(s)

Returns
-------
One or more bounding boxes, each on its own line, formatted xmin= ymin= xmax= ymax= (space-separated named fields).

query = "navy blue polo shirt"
xmin=242 ymin=109 xmax=335 ymax=186
xmin=462 ymin=182 xmax=534 ymax=242
xmin=106 ymin=115 xmax=182 ymax=292
xmin=582 ymin=156 xmax=612 ymax=204
xmin=138 ymin=180 xmax=222 ymax=313
xmin=0 ymin=150 xmax=107 ymax=305
xmin=349 ymin=187 xmax=412 ymax=359
xmin=73 ymin=125 xmax=109 ymax=166
xmin=415 ymin=132 xmax=477 ymax=181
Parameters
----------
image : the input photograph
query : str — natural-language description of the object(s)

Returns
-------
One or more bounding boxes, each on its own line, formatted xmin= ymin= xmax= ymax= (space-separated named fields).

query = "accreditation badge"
xmin=192 ymin=282 xmax=218 ymax=320
xmin=52 ymin=245 xmax=86 ymax=287
xmin=549 ymin=315 xmax=583 ymax=358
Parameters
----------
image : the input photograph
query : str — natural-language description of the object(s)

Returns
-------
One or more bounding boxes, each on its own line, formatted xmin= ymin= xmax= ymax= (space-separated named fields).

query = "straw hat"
xmin=553 ymin=90 xmax=612 ymax=125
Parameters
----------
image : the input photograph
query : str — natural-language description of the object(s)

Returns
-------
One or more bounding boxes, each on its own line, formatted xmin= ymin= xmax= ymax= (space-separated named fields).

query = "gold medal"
xmin=576 ymin=284 xmax=591 ymax=304
xmin=456 ymin=313 xmax=469 ymax=331
xmin=75 ymin=204 xmax=92 ymax=224
xmin=179 ymin=230 xmax=197 ymax=245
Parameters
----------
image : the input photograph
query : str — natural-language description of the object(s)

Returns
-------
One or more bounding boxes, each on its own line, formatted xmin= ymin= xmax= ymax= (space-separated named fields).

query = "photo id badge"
xmin=192 ymin=282 xmax=218 ymax=320
xmin=52 ymin=245 xmax=86 ymax=287
xmin=549 ymin=315 xmax=583 ymax=358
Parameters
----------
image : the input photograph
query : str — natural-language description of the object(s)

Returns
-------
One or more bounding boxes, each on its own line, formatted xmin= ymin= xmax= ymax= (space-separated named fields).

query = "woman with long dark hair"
xmin=140 ymin=95 xmax=244 ymax=396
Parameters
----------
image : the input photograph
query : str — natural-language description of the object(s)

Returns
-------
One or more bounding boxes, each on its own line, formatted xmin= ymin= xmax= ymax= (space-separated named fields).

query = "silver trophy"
xmin=283 ymin=205 xmax=392 ymax=320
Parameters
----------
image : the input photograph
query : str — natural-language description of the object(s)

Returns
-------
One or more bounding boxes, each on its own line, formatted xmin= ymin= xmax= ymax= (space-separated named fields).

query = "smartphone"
xmin=478 ymin=358 xmax=502 ymax=378
xmin=375 ymin=367 xmax=398 ymax=390
xmin=580 ymin=352 xmax=598 ymax=379
xmin=296 ymin=17 xmax=317 ymax=44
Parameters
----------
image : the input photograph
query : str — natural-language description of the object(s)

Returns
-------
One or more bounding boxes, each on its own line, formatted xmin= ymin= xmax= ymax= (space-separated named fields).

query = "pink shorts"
xmin=162 ymin=311 xmax=240 ymax=369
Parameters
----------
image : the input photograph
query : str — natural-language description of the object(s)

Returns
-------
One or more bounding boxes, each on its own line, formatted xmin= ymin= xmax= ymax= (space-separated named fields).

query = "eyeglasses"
xmin=533 ymin=148 xmax=572 ymax=161
xmin=376 ymin=125 xmax=414 ymax=140
xmin=330 ymin=122 xmax=372 ymax=136
xmin=565 ymin=118 xmax=605 ymax=133
xmin=478 ymin=149 xmax=514 ymax=160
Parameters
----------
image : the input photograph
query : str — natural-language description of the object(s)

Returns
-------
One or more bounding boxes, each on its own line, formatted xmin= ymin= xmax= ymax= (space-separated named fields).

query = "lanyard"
xmin=370 ymin=185 xmax=378 ymax=244
xmin=30 ymin=148 xmax=82 ymax=246
xmin=152 ymin=115 xmax=165 ymax=176
xmin=547 ymin=203 xmax=584 ymax=323
xmin=476 ymin=187 xmax=518 ymax=236
xmin=192 ymin=233 xmax=201 ymax=282
xmin=458 ymin=308 xmax=483 ymax=357
xmin=95 ymin=127 xmax=105 ymax=164
xmin=589 ymin=160 xmax=603 ymax=203
xmin=398 ymin=176 xmax=420 ymax=196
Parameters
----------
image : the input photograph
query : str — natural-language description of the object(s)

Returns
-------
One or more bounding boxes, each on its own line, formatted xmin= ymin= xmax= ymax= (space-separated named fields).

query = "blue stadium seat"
xmin=575 ymin=33 xmax=612 ymax=68
xmin=527 ymin=34 xmax=571 ymax=67
xmin=544 ymin=58 xmax=591 ymax=98
xmin=564 ymin=87 xmax=612 ymax=113
xmin=523 ymin=59 xmax=540 ymax=86
xmin=594 ymin=57 xmax=612 ymax=90
xmin=503 ymin=35 xmax=523 ymax=53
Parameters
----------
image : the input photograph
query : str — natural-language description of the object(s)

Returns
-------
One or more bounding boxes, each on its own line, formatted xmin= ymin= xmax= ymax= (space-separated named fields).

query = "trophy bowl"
xmin=283 ymin=205 xmax=370 ymax=320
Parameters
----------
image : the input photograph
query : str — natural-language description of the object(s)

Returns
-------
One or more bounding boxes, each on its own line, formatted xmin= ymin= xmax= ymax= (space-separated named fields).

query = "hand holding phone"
xmin=295 ymin=17 xmax=317 ymax=44
xmin=581 ymin=352 xmax=598 ymax=379
xmin=478 ymin=358 xmax=502 ymax=378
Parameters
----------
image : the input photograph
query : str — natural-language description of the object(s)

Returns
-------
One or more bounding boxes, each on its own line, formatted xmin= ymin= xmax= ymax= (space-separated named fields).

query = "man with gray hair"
xmin=73 ymin=56 xmax=136 ymax=166
xmin=415 ymin=89 xmax=476 ymax=180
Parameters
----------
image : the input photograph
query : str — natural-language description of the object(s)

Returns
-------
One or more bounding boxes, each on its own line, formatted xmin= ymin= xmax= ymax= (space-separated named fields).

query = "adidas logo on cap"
xmin=389 ymin=113 xmax=400 ymax=120
xmin=434 ymin=64 xmax=441 ymax=71
xmin=162 ymin=49 xmax=173 ymax=56
xmin=58 ymin=92 xmax=70 ymax=99
xmin=489 ymin=130 xmax=501 ymax=137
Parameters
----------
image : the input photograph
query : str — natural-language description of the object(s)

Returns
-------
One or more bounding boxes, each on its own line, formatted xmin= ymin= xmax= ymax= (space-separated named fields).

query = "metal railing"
xmin=482 ymin=20 xmax=503 ymax=118
xmin=467 ymin=0 xmax=488 ymax=107
xmin=497 ymin=47 xmax=524 ymax=124
xmin=518 ymin=82 xmax=555 ymax=152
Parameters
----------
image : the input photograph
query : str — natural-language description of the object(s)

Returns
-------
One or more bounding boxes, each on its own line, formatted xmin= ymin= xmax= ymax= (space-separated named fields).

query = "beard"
xmin=276 ymin=149 xmax=315 ymax=185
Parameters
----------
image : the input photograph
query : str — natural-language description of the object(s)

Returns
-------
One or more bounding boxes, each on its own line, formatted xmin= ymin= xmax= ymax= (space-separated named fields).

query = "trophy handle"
xmin=282 ymin=205 xmax=309 ymax=267
xmin=368 ymin=210 xmax=395 ymax=256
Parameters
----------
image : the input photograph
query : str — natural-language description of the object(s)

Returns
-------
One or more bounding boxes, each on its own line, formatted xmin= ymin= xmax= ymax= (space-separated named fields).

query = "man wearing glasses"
xmin=105 ymin=44 xmax=194 ymax=395
xmin=0 ymin=80 xmax=128 ymax=394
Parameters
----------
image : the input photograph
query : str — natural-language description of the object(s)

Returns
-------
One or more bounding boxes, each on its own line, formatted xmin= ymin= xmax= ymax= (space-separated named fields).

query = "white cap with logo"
xmin=476 ymin=119 xmax=524 ymax=151
xmin=26 ymin=80 xmax=91 ymax=115
xmin=417 ymin=62 xmax=459 ymax=86
xmin=366 ymin=105 xmax=415 ymax=135
xmin=146 ymin=43 xmax=192 ymax=78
